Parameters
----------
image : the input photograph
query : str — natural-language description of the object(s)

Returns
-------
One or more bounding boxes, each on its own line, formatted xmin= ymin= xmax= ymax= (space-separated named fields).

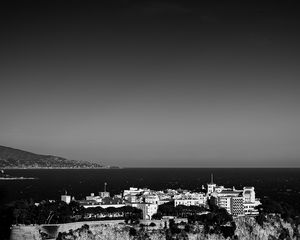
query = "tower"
xmin=99 ymin=182 xmax=110 ymax=198
xmin=207 ymin=173 xmax=217 ymax=195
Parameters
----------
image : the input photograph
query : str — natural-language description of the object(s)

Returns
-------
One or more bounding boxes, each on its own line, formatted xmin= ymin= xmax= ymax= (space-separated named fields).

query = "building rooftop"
xmin=219 ymin=190 xmax=242 ymax=195
xmin=102 ymin=197 xmax=123 ymax=205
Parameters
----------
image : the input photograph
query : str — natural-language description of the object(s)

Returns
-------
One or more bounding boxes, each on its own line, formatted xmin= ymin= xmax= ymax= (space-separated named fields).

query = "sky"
xmin=1 ymin=0 xmax=300 ymax=167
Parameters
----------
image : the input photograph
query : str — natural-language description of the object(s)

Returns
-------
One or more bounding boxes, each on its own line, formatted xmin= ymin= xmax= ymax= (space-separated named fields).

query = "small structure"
xmin=61 ymin=191 xmax=71 ymax=204
xmin=99 ymin=182 xmax=110 ymax=198
xmin=136 ymin=203 xmax=158 ymax=220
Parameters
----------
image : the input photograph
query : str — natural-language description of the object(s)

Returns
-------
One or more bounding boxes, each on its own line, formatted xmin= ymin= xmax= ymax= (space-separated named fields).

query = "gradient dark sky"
xmin=1 ymin=1 xmax=300 ymax=167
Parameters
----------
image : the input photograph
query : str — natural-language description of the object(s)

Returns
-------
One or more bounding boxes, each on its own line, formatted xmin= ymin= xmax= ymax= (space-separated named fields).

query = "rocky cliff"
xmin=18 ymin=214 xmax=298 ymax=240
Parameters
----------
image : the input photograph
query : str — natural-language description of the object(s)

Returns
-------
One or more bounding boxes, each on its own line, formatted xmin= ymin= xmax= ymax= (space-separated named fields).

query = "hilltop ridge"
xmin=0 ymin=145 xmax=104 ymax=169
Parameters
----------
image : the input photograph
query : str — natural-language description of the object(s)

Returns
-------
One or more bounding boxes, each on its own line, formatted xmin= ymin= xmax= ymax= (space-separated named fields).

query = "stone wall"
xmin=10 ymin=225 xmax=41 ymax=240
xmin=10 ymin=220 xmax=125 ymax=240
xmin=10 ymin=218 xmax=188 ymax=240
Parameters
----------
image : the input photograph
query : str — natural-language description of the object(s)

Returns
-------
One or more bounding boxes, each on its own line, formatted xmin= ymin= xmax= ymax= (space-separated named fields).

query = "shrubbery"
xmin=6 ymin=199 xmax=142 ymax=225
xmin=155 ymin=201 xmax=207 ymax=218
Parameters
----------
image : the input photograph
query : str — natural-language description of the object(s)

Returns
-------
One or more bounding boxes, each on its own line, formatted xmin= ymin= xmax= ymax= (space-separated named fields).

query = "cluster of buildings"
xmin=207 ymin=174 xmax=261 ymax=216
xmin=61 ymin=175 xmax=261 ymax=220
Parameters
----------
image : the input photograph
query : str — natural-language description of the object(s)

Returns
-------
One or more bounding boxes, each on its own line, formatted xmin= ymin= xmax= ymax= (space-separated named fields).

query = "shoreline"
xmin=1 ymin=167 xmax=122 ymax=170
xmin=0 ymin=177 xmax=37 ymax=180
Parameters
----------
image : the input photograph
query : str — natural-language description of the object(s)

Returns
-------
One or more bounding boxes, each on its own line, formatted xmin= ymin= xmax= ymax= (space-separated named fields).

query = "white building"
xmin=243 ymin=187 xmax=255 ymax=202
xmin=81 ymin=202 xmax=125 ymax=208
xmin=175 ymin=198 xmax=205 ymax=207
xmin=242 ymin=187 xmax=261 ymax=215
xmin=126 ymin=194 xmax=142 ymax=203
xmin=158 ymin=199 xmax=173 ymax=205
xmin=218 ymin=196 xmax=232 ymax=214
xmin=208 ymin=175 xmax=260 ymax=216
xmin=174 ymin=192 xmax=206 ymax=207
xmin=217 ymin=189 xmax=243 ymax=198
xmin=61 ymin=194 xmax=71 ymax=204
xmin=123 ymin=187 xmax=147 ymax=197
xmin=217 ymin=195 xmax=244 ymax=216
xmin=231 ymin=196 xmax=244 ymax=216
xmin=144 ymin=194 xmax=159 ymax=204
xmin=99 ymin=191 xmax=110 ymax=198
xmin=244 ymin=201 xmax=260 ymax=215
xmin=216 ymin=187 xmax=260 ymax=216
xmin=136 ymin=203 xmax=158 ymax=220
xmin=86 ymin=193 xmax=102 ymax=202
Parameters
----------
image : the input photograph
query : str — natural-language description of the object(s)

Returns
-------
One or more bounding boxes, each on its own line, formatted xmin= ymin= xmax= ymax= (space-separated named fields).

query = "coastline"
xmin=0 ymin=177 xmax=37 ymax=180
xmin=1 ymin=167 xmax=122 ymax=170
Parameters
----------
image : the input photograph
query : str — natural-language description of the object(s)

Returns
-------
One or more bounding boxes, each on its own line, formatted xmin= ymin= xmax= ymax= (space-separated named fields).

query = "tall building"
xmin=243 ymin=187 xmax=255 ymax=202
xmin=207 ymin=175 xmax=260 ymax=216
xmin=243 ymin=187 xmax=260 ymax=215
xmin=231 ymin=197 xmax=244 ymax=216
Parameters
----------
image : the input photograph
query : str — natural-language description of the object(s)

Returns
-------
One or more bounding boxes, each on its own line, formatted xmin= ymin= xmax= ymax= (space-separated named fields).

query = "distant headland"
xmin=0 ymin=169 xmax=36 ymax=180
xmin=0 ymin=145 xmax=120 ymax=169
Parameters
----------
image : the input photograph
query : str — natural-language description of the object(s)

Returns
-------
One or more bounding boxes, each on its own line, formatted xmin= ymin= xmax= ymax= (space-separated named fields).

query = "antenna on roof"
xmin=104 ymin=182 xmax=107 ymax=192
xmin=211 ymin=173 xmax=214 ymax=184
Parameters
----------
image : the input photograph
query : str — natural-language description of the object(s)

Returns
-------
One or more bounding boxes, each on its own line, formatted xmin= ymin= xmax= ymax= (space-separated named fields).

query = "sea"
xmin=1 ymin=168 xmax=300 ymax=209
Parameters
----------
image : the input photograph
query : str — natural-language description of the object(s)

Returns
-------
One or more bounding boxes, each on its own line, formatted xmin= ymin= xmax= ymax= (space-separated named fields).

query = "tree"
xmin=152 ymin=212 xmax=162 ymax=220
xmin=256 ymin=213 xmax=266 ymax=226
xmin=208 ymin=196 xmax=218 ymax=211
xmin=129 ymin=227 xmax=137 ymax=236
xmin=169 ymin=219 xmax=181 ymax=234
xmin=184 ymin=223 xmax=191 ymax=233
xmin=149 ymin=222 xmax=156 ymax=227
xmin=279 ymin=228 xmax=291 ymax=240
xmin=158 ymin=203 xmax=177 ymax=216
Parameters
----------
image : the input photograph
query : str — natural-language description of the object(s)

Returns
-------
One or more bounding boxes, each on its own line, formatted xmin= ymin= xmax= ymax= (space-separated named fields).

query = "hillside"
xmin=0 ymin=145 xmax=103 ymax=168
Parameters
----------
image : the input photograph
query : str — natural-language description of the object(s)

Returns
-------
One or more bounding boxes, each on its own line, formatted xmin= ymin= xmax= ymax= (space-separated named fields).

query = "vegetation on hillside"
xmin=0 ymin=145 xmax=102 ymax=168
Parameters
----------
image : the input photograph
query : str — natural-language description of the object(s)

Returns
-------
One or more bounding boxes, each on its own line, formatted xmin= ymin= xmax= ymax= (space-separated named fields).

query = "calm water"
xmin=1 ymin=168 xmax=300 ymax=207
